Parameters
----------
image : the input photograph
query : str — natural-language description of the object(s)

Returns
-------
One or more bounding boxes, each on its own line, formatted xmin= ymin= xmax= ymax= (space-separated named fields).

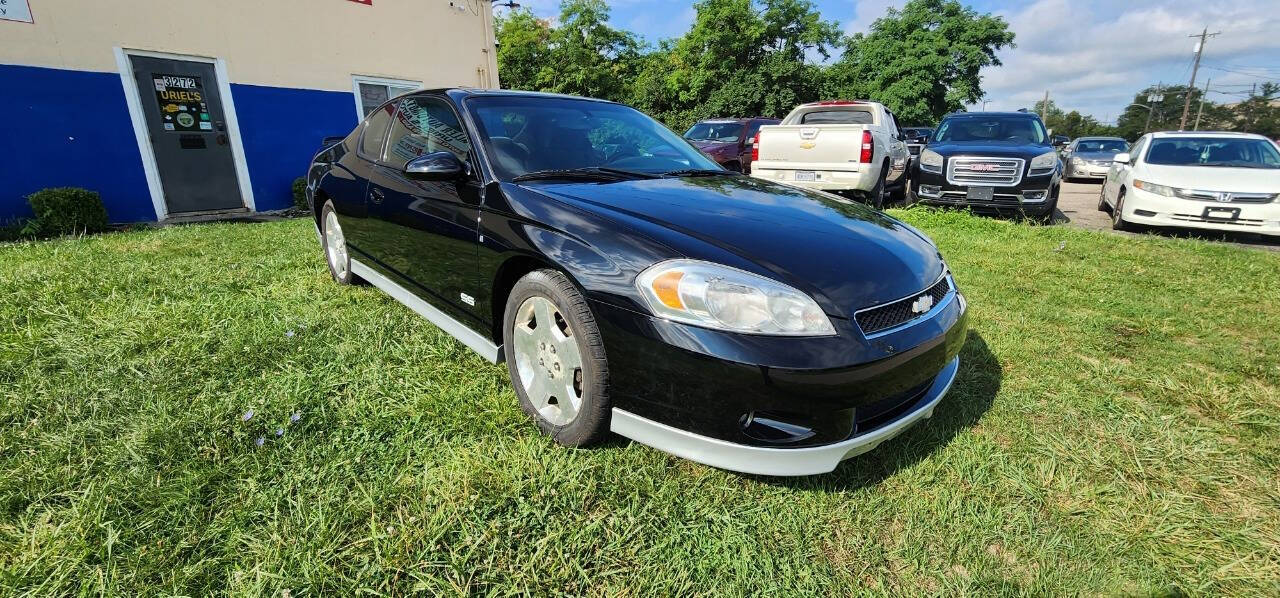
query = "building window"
xmin=352 ymin=76 xmax=422 ymax=118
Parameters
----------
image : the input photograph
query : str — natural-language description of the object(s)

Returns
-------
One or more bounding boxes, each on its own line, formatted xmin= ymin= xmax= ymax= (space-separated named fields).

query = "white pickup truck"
xmin=750 ymin=100 xmax=911 ymax=207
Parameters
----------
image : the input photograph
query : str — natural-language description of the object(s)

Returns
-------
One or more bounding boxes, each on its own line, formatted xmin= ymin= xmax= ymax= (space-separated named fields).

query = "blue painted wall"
xmin=0 ymin=64 xmax=155 ymax=223
xmin=230 ymin=83 xmax=357 ymax=212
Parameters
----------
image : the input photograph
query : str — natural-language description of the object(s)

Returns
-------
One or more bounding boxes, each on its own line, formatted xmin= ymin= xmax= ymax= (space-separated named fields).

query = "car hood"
xmin=523 ymin=176 xmax=944 ymax=317
xmin=1071 ymin=151 xmax=1122 ymax=161
xmin=927 ymin=141 xmax=1055 ymax=159
xmin=1138 ymin=164 xmax=1280 ymax=192
xmin=688 ymin=139 xmax=738 ymax=153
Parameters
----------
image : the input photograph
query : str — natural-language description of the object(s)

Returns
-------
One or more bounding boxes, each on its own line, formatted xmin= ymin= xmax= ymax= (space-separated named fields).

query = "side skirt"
xmin=350 ymin=258 xmax=504 ymax=364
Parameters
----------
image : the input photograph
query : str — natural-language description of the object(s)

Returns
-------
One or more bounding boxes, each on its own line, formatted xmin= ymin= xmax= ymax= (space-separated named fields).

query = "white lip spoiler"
xmin=610 ymin=356 xmax=961 ymax=476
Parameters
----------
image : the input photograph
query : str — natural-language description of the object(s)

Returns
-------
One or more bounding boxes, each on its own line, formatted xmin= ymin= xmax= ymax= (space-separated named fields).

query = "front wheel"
xmin=1111 ymin=190 xmax=1134 ymax=231
xmin=503 ymin=269 xmax=611 ymax=447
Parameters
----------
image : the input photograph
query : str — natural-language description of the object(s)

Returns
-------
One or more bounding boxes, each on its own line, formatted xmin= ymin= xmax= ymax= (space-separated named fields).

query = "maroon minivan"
xmin=682 ymin=117 xmax=780 ymax=173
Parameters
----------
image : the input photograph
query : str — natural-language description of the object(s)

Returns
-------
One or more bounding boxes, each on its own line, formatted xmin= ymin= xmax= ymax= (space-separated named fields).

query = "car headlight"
xmin=1071 ymin=157 xmax=1084 ymax=167
xmin=919 ymin=149 xmax=943 ymax=174
xmin=1030 ymin=151 xmax=1058 ymax=170
xmin=1133 ymin=179 xmax=1175 ymax=197
xmin=636 ymin=259 xmax=836 ymax=336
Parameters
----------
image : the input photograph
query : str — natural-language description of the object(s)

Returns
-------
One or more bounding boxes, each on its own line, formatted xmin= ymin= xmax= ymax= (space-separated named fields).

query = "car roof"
xmin=1148 ymin=130 xmax=1270 ymax=140
xmin=438 ymin=87 xmax=620 ymax=104
xmin=944 ymin=111 xmax=1039 ymax=118
xmin=1074 ymin=136 xmax=1126 ymax=141
xmin=692 ymin=117 xmax=779 ymax=124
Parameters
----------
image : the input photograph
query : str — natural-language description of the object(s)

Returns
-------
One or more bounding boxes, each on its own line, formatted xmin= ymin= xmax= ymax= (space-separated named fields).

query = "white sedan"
xmin=1099 ymin=131 xmax=1280 ymax=236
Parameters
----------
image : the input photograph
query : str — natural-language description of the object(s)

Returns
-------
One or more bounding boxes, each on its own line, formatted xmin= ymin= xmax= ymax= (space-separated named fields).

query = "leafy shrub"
xmin=23 ymin=188 xmax=109 ymax=237
xmin=292 ymin=177 xmax=308 ymax=210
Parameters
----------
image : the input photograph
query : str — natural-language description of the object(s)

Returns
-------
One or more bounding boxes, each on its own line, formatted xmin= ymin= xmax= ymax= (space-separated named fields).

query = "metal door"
xmin=130 ymin=55 xmax=243 ymax=214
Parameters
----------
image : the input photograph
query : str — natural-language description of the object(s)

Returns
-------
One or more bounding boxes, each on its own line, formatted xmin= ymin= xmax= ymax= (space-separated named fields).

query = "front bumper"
xmin=1121 ymin=187 xmax=1280 ymax=236
xmin=591 ymin=282 xmax=968 ymax=475
xmin=914 ymin=167 xmax=1055 ymax=216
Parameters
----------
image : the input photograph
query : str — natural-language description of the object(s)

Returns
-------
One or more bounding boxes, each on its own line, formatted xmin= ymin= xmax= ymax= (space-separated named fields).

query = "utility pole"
xmin=1193 ymin=77 xmax=1210 ymax=131
xmin=1040 ymin=90 xmax=1049 ymax=122
xmin=1180 ymin=27 xmax=1220 ymax=130
xmin=1144 ymin=83 xmax=1161 ymax=133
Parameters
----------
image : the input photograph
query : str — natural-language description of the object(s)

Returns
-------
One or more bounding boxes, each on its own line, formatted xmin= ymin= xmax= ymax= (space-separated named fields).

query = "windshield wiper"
xmin=512 ymin=167 xmax=658 ymax=182
xmin=662 ymin=168 xmax=739 ymax=177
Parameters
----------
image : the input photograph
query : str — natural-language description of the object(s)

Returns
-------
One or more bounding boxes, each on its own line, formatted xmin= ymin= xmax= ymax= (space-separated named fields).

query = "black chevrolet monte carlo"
xmin=912 ymin=111 xmax=1063 ymax=221
xmin=305 ymin=89 xmax=968 ymax=476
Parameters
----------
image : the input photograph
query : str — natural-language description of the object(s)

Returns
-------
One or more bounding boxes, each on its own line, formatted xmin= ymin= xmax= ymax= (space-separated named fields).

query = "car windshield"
xmin=467 ymin=96 xmax=721 ymax=180
xmin=1075 ymin=140 xmax=1128 ymax=153
xmin=904 ymin=128 xmax=932 ymax=138
xmin=684 ymin=121 xmax=743 ymax=142
xmin=934 ymin=116 xmax=1047 ymax=144
xmin=1144 ymin=137 xmax=1280 ymax=169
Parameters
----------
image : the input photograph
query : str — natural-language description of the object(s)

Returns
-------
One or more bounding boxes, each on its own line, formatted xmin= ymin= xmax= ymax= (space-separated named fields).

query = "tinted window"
xmin=934 ymin=116 xmax=1047 ymax=144
xmin=1144 ymin=137 xmax=1280 ymax=168
xmin=359 ymin=104 xmax=394 ymax=158
xmin=800 ymin=110 xmax=874 ymax=124
xmin=382 ymin=96 xmax=472 ymax=169
xmin=684 ymin=121 xmax=745 ymax=142
xmin=1075 ymin=139 xmax=1128 ymax=153
xmin=468 ymin=96 xmax=720 ymax=180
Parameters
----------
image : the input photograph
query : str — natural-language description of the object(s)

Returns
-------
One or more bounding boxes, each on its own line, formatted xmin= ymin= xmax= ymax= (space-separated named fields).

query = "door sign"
xmin=0 ymin=0 xmax=34 ymax=23
xmin=152 ymin=74 xmax=213 ymax=132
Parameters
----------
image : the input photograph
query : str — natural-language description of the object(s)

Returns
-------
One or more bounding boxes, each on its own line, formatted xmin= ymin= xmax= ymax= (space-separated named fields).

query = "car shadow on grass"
xmin=750 ymin=330 xmax=1002 ymax=491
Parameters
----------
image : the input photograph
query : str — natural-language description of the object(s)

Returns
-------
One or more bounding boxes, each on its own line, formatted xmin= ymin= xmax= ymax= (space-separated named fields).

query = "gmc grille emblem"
xmin=969 ymin=164 xmax=999 ymax=172
xmin=911 ymin=295 xmax=934 ymax=314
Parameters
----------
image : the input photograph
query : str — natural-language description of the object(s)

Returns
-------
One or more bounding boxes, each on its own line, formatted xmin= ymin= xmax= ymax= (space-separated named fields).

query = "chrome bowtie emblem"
xmin=911 ymin=295 xmax=934 ymax=314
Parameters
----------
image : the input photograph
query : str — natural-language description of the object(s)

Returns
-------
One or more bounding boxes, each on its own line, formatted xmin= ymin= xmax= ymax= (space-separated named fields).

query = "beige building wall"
xmin=0 ymin=0 xmax=499 ymax=90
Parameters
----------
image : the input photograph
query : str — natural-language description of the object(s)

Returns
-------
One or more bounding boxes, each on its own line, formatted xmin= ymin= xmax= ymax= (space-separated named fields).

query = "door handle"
xmin=369 ymin=187 xmax=384 ymax=204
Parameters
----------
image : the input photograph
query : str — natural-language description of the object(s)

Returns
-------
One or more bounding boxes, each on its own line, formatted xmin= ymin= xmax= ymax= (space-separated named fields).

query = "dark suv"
xmin=683 ymin=117 xmax=780 ymax=173
xmin=912 ymin=112 xmax=1062 ymax=221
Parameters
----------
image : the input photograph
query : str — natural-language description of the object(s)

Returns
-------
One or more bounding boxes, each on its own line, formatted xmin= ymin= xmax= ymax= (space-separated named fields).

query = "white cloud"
xmin=975 ymin=0 xmax=1280 ymax=121
xmin=844 ymin=0 xmax=901 ymax=36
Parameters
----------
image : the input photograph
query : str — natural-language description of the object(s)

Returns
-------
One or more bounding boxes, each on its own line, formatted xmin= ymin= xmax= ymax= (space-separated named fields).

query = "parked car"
xmin=1099 ymin=131 xmax=1280 ymax=235
xmin=912 ymin=111 xmax=1062 ymax=222
xmin=1051 ymin=134 xmax=1070 ymax=148
xmin=682 ymin=117 xmax=780 ymax=173
xmin=750 ymin=100 xmax=911 ymax=208
xmin=1062 ymin=137 xmax=1129 ymax=181
xmin=306 ymin=89 xmax=968 ymax=476
xmin=902 ymin=127 xmax=934 ymax=158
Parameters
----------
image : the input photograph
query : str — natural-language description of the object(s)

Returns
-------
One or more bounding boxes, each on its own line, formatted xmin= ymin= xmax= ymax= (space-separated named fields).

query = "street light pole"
xmin=982 ymin=100 xmax=991 ymax=111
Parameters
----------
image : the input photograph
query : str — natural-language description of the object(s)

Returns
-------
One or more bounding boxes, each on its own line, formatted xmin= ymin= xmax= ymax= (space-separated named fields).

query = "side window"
xmin=745 ymin=121 xmax=765 ymax=140
xmin=1128 ymin=137 xmax=1147 ymax=163
xmin=383 ymin=96 xmax=472 ymax=169
xmin=359 ymin=104 xmax=394 ymax=159
xmin=884 ymin=110 xmax=900 ymax=137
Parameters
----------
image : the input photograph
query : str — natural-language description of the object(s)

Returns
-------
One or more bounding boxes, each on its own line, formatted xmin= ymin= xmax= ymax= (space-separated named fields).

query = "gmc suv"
xmin=912 ymin=112 xmax=1062 ymax=221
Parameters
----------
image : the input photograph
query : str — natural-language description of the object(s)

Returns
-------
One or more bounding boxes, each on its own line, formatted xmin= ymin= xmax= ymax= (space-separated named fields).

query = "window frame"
xmin=351 ymin=75 xmax=423 ymax=120
xmin=356 ymin=101 xmax=397 ymax=162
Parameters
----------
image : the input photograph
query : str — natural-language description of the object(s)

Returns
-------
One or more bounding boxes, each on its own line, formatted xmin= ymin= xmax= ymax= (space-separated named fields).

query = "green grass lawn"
xmin=2 ymin=211 xmax=1278 ymax=595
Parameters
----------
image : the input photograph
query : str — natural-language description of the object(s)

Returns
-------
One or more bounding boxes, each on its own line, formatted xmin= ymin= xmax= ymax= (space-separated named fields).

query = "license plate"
xmin=1203 ymin=206 xmax=1239 ymax=221
xmin=966 ymin=186 xmax=994 ymax=201
xmin=794 ymin=170 xmax=818 ymax=182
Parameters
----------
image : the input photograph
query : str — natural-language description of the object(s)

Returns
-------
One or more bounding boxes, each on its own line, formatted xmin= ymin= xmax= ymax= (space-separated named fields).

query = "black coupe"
xmin=305 ymin=89 xmax=968 ymax=475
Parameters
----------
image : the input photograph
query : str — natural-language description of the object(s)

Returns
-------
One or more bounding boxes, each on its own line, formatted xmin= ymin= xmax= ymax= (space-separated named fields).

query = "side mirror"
xmin=1112 ymin=153 xmax=1131 ymax=164
xmin=404 ymin=151 xmax=466 ymax=181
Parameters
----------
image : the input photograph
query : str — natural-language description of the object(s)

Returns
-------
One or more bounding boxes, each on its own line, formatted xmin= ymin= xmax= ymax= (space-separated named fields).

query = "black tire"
xmin=724 ymin=161 xmax=742 ymax=173
xmin=503 ymin=269 xmax=611 ymax=447
xmin=320 ymin=200 xmax=358 ymax=285
xmin=1111 ymin=189 xmax=1134 ymax=231
xmin=1097 ymin=186 xmax=1109 ymax=212
xmin=865 ymin=165 xmax=887 ymax=209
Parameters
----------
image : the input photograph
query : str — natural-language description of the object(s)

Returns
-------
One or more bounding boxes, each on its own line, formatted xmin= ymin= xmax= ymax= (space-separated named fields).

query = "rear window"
xmin=800 ymin=110 xmax=874 ymax=125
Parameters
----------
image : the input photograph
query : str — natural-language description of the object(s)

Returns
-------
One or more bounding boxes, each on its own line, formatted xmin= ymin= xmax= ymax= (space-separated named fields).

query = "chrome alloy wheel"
xmin=512 ymin=296 xmax=584 ymax=426
xmin=324 ymin=210 xmax=349 ymax=279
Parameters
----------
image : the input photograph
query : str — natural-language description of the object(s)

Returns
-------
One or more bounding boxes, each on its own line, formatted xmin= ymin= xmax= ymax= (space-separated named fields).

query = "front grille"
xmin=855 ymin=275 xmax=951 ymax=336
xmin=1176 ymin=190 xmax=1276 ymax=204
xmin=947 ymin=157 xmax=1024 ymax=186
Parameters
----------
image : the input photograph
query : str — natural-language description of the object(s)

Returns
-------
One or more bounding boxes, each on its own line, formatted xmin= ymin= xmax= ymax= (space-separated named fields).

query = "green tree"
xmin=1233 ymin=82 xmax=1280 ymax=138
xmin=826 ymin=0 xmax=1015 ymax=125
xmin=1114 ymin=84 xmax=1198 ymax=140
xmin=631 ymin=0 xmax=841 ymax=130
xmin=1026 ymin=99 xmax=1120 ymax=139
xmin=494 ymin=1 xmax=642 ymax=103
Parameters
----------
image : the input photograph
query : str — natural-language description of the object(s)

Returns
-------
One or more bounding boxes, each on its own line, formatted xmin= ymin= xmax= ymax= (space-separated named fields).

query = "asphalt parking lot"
xmin=1054 ymin=179 xmax=1280 ymax=252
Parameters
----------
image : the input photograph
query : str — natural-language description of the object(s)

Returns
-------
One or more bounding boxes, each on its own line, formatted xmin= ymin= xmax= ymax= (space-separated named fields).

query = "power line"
xmin=1180 ymin=27 xmax=1220 ymax=130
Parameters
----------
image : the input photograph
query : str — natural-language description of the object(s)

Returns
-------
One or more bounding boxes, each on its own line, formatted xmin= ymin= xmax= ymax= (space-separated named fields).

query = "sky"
xmin=497 ymin=0 xmax=1280 ymax=123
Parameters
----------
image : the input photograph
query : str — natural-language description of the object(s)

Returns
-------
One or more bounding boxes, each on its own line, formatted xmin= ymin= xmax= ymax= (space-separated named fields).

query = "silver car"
xmin=1062 ymin=136 xmax=1129 ymax=181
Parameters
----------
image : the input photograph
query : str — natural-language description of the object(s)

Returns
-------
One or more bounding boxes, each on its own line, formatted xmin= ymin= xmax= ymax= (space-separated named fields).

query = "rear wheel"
xmin=1111 ymin=189 xmax=1134 ymax=231
xmin=320 ymin=201 xmax=357 ymax=285
xmin=503 ymin=269 xmax=611 ymax=447
xmin=865 ymin=165 xmax=887 ymax=209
